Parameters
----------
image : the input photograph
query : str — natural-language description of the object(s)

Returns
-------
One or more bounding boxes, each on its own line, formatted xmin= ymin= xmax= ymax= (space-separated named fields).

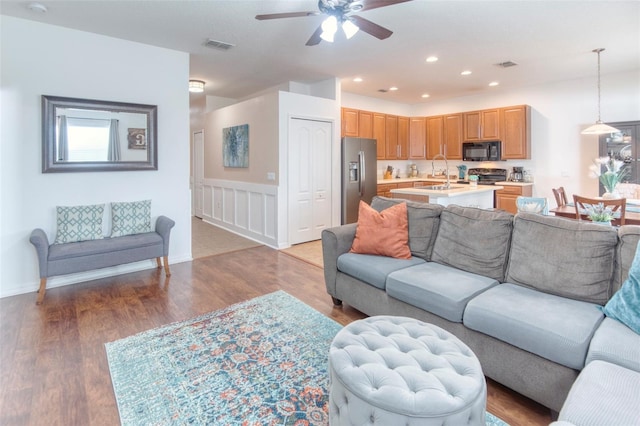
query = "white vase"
xmin=592 ymin=220 xmax=612 ymax=226
xmin=602 ymin=191 xmax=621 ymax=199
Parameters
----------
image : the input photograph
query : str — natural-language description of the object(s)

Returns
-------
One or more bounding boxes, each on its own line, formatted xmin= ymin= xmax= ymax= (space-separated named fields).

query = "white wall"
xmin=343 ymin=70 xmax=640 ymax=203
xmin=0 ymin=17 xmax=192 ymax=298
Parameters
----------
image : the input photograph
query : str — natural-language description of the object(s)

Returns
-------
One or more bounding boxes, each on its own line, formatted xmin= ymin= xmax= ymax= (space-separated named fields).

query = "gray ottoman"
xmin=329 ymin=316 xmax=486 ymax=425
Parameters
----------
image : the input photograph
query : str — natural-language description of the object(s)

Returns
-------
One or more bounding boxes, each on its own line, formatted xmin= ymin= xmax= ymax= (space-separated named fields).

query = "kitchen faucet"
xmin=432 ymin=154 xmax=450 ymax=189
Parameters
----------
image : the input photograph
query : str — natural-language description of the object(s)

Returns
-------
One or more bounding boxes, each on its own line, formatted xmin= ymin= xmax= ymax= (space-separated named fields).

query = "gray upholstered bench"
xmin=29 ymin=215 xmax=174 ymax=304
xmin=329 ymin=316 xmax=487 ymax=425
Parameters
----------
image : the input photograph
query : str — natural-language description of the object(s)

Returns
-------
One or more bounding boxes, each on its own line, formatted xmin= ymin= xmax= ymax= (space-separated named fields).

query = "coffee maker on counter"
xmin=509 ymin=167 xmax=524 ymax=182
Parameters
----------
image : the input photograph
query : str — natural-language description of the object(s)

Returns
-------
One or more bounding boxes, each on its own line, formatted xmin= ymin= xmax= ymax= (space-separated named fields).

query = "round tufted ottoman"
xmin=329 ymin=316 xmax=486 ymax=425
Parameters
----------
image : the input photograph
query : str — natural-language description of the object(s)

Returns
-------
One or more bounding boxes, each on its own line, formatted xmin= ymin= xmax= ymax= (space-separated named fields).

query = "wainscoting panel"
xmin=202 ymin=179 xmax=279 ymax=247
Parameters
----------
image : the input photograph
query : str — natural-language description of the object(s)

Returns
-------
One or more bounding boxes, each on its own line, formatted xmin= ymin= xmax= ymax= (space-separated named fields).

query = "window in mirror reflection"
xmin=60 ymin=117 xmax=110 ymax=161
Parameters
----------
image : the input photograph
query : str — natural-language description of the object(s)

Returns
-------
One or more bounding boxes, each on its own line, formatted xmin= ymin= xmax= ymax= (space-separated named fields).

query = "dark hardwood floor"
xmin=0 ymin=246 xmax=551 ymax=425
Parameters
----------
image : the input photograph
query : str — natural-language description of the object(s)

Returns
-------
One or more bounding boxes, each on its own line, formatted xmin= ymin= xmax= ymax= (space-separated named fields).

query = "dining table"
xmin=550 ymin=204 xmax=640 ymax=226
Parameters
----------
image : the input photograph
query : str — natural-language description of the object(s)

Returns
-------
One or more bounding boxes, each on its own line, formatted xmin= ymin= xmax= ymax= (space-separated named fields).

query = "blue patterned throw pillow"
xmin=602 ymin=243 xmax=640 ymax=335
xmin=54 ymin=204 xmax=105 ymax=244
xmin=110 ymin=200 xmax=152 ymax=237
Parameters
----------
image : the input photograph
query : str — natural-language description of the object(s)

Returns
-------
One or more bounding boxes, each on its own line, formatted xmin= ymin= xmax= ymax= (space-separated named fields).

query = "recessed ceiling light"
xmin=353 ymin=77 xmax=363 ymax=82
xmin=489 ymin=81 xmax=499 ymax=87
xmin=421 ymin=94 xmax=430 ymax=98
xmin=461 ymin=70 xmax=472 ymax=76
xmin=389 ymin=87 xmax=398 ymax=91
xmin=426 ymin=56 xmax=438 ymax=63
xmin=27 ymin=2 xmax=47 ymax=13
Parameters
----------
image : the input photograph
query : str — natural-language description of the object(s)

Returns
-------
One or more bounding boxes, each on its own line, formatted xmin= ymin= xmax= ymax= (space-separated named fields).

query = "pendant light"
xmin=581 ymin=48 xmax=619 ymax=135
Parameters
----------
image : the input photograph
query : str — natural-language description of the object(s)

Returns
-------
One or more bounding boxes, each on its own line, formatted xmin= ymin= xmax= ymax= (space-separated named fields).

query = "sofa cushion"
xmin=386 ymin=262 xmax=499 ymax=322
xmin=371 ymin=196 xmax=443 ymax=260
xmin=556 ymin=360 xmax=640 ymax=426
xmin=615 ymin=225 xmax=640 ymax=293
xmin=350 ymin=201 xmax=411 ymax=259
xmin=431 ymin=205 xmax=513 ymax=281
xmin=602 ymin=241 xmax=640 ymax=334
xmin=586 ymin=317 xmax=640 ymax=373
xmin=337 ymin=253 xmax=425 ymax=290
xmin=463 ymin=283 xmax=604 ymax=370
xmin=49 ymin=232 xmax=162 ymax=261
xmin=111 ymin=199 xmax=152 ymax=237
xmin=54 ymin=203 xmax=105 ymax=244
xmin=506 ymin=213 xmax=618 ymax=305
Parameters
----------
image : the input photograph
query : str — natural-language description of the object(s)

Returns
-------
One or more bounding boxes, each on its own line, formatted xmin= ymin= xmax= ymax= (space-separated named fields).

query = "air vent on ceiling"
xmin=495 ymin=61 xmax=518 ymax=68
xmin=378 ymin=89 xmax=388 ymax=93
xmin=204 ymin=39 xmax=235 ymax=51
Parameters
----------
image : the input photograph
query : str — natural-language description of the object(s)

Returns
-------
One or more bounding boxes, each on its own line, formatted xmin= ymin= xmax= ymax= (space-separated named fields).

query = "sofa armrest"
xmin=155 ymin=215 xmax=175 ymax=256
xmin=321 ymin=223 xmax=357 ymax=298
xmin=29 ymin=229 xmax=50 ymax=278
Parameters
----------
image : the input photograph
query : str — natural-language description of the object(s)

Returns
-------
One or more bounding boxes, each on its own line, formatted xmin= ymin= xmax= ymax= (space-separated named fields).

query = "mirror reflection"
xmin=42 ymin=95 xmax=157 ymax=172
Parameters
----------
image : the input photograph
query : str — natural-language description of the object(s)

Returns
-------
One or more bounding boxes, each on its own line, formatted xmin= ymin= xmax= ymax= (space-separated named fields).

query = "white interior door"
xmin=289 ymin=118 xmax=332 ymax=245
xmin=193 ymin=130 xmax=204 ymax=218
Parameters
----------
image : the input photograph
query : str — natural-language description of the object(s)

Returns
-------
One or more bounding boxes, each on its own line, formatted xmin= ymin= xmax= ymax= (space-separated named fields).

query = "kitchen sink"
xmin=421 ymin=184 xmax=466 ymax=191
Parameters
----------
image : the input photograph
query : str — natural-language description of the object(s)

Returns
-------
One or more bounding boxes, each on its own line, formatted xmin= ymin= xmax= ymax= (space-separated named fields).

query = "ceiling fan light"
xmin=188 ymin=80 xmax=205 ymax=93
xmin=582 ymin=121 xmax=620 ymax=135
xmin=320 ymin=16 xmax=338 ymax=42
xmin=342 ymin=19 xmax=359 ymax=39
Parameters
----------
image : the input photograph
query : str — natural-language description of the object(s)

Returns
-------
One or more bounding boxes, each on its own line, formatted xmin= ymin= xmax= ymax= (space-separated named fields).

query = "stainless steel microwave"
xmin=462 ymin=141 xmax=501 ymax=161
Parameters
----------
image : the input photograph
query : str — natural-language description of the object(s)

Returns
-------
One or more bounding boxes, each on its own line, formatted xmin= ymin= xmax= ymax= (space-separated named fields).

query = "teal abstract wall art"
xmin=222 ymin=124 xmax=249 ymax=168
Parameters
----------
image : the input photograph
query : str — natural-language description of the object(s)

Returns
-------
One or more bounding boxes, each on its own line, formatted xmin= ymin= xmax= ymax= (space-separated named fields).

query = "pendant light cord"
xmin=594 ymin=48 xmax=604 ymax=123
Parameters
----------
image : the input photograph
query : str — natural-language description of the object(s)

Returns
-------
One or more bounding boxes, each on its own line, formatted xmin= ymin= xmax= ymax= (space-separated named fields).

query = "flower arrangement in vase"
xmin=588 ymin=156 xmax=628 ymax=199
xmin=584 ymin=202 xmax=615 ymax=225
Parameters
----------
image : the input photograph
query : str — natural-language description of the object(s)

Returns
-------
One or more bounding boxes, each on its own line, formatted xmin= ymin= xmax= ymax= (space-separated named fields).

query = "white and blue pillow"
xmin=602 ymin=242 xmax=640 ymax=335
xmin=54 ymin=204 xmax=105 ymax=244
xmin=110 ymin=200 xmax=152 ymax=237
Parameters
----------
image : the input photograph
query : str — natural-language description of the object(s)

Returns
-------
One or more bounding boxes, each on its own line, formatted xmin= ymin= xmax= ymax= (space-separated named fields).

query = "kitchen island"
xmin=390 ymin=184 xmax=503 ymax=209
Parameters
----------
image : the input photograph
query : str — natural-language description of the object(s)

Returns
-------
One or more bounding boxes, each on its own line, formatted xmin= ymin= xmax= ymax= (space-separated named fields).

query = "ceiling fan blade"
xmin=255 ymin=11 xmax=318 ymax=20
xmin=350 ymin=15 xmax=393 ymax=40
xmin=358 ymin=0 xmax=413 ymax=12
xmin=306 ymin=25 xmax=324 ymax=46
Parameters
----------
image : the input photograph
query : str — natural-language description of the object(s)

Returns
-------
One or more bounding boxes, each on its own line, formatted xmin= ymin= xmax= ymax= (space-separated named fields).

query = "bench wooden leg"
xmin=163 ymin=256 xmax=171 ymax=276
xmin=156 ymin=257 xmax=162 ymax=269
xmin=36 ymin=278 xmax=47 ymax=305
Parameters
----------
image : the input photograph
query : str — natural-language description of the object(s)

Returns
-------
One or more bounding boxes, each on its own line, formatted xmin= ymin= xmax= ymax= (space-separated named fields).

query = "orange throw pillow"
xmin=350 ymin=201 xmax=411 ymax=259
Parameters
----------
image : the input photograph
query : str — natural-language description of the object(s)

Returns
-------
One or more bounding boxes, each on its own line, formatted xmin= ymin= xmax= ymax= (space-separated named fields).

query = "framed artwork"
xmin=223 ymin=124 xmax=249 ymax=168
xmin=128 ymin=128 xmax=147 ymax=149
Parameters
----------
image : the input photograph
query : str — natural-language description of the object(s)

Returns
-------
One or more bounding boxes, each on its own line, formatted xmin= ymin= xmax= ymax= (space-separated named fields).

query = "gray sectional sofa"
xmin=322 ymin=197 xmax=640 ymax=415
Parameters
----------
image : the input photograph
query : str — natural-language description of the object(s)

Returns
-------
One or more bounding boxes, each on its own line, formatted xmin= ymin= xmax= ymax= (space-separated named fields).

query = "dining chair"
xmin=573 ymin=195 xmax=626 ymax=226
xmin=552 ymin=187 xmax=568 ymax=207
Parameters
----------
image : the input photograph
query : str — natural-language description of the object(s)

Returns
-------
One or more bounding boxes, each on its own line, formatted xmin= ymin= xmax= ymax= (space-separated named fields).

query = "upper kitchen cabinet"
xmin=398 ymin=116 xmax=409 ymax=160
xmin=426 ymin=114 xmax=462 ymax=160
xmin=443 ymin=114 xmax=463 ymax=159
xmin=409 ymin=117 xmax=426 ymax=159
xmin=358 ymin=110 xmax=373 ymax=138
xmin=341 ymin=108 xmax=359 ymax=137
xmin=373 ymin=112 xmax=386 ymax=159
xmin=500 ymin=105 xmax=531 ymax=159
xmin=464 ymin=109 xmax=500 ymax=141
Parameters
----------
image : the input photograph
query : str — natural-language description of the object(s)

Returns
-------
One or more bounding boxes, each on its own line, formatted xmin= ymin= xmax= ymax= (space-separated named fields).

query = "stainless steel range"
xmin=457 ymin=168 xmax=507 ymax=185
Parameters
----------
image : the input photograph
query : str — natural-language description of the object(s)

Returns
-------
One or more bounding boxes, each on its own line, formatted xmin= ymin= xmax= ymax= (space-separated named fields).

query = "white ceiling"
xmin=2 ymin=0 xmax=639 ymax=104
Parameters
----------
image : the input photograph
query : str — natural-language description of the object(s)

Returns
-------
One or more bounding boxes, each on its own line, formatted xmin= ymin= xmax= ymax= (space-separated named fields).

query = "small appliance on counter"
xmin=509 ymin=167 xmax=524 ymax=182
xmin=457 ymin=165 xmax=467 ymax=179
xmin=458 ymin=168 xmax=507 ymax=185
xmin=408 ymin=164 xmax=419 ymax=178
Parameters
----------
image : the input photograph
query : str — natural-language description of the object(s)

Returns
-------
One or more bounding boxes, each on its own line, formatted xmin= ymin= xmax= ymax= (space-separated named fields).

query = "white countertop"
xmin=390 ymin=184 xmax=504 ymax=198
xmin=378 ymin=177 xmax=533 ymax=187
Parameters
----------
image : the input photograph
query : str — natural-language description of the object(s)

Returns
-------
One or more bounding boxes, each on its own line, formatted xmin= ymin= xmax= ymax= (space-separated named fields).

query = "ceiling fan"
xmin=255 ymin=0 xmax=412 ymax=46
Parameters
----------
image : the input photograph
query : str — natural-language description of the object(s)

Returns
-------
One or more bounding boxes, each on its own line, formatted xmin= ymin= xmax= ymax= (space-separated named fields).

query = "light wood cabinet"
xmin=341 ymin=108 xmax=359 ymax=137
xmin=377 ymin=181 xmax=415 ymax=197
xmin=500 ymin=105 xmax=531 ymax=159
xmin=373 ymin=113 xmax=386 ymax=159
xmin=426 ymin=116 xmax=444 ymax=159
xmin=464 ymin=109 xmax=500 ymax=141
xmin=398 ymin=116 xmax=409 ymax=160
xmin=409 ymin=117 xmax=426 ymax=159
xmin=385 ymin=115 xmax=399 ymax=159
xmin=495 ymin=185 xmax=533 ymax=214
xmin=358 ymin=110 xmax=373 ymax=139
xmin=443 ymin=113 xmax=463 ymax=159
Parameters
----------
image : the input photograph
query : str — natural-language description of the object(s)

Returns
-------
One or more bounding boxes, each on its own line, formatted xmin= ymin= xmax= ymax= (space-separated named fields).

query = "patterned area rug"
xmin=105 ymin=291 xmax=509 ymax=425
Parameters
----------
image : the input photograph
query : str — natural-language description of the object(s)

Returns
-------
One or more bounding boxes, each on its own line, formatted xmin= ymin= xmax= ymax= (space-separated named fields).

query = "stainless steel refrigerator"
xmin=342 ymin=137 xmax=377 ymax=224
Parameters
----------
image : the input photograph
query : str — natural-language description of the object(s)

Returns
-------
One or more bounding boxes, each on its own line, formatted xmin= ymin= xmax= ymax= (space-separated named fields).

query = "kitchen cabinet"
xmin=409 ymin=117 xmax=426 ymax=159
xmin=464 ymin=109 xmax=500 ymax=141
xmin=385 ymin=115 xmax=400 ymax=159
xmin=373 ymin=113 xmax=386 ymax=159
xmin=443 ymin=113 xmax=463 ymax=159
xmin=500 ymin=105 xmax=530 ymax=159
xmin=495 ymin=184 xmax=533 ymax=214
xmin=426 ymin=116 xmax=444 ymax=159
xmin=398 ymin=116 xmax=409 ymax=160
xmin=341 ymin=108 xmax=359 ymax=137
xmin=358 ymin=110 xmax=373 ymax=138
xmin=377 ymin=181 xmax=414 ymax=197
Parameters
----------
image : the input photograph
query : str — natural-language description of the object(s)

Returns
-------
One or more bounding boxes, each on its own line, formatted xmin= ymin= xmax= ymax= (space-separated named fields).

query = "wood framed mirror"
xmin=42 ymin=95 xmax=158 ymax=172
